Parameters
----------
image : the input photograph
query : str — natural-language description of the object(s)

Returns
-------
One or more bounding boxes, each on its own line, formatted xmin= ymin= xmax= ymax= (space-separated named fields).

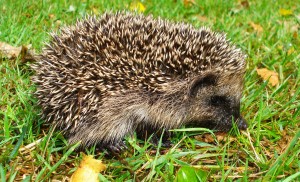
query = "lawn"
xmin=0 ymin=0 xmax=299 ymax=181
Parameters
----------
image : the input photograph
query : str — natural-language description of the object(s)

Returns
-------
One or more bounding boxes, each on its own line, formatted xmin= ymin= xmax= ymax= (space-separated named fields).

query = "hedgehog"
xmin=32 ymin=12 xmax=247 ymax=152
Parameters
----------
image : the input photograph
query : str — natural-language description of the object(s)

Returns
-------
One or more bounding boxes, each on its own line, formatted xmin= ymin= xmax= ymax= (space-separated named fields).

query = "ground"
xmin=0 ymin=0 xmax=299 ymax=181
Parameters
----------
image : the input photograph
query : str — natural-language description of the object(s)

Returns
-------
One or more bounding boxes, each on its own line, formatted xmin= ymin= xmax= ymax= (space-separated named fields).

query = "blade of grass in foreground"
xmin=35 ymin=142 xmax=80 ymax=182
xmin=0 ymin=164 xmax=6 ymax=182
xmin=282 ymin=171 xmax=300 ymax=182
xmin=263 ymin=129 xmax=300 ymax=181
xmin=8 ymin=126 xmax=27 ymax=162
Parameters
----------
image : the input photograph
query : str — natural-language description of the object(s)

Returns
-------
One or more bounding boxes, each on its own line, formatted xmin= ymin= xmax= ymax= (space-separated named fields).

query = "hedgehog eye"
xmin=210 ymin=96 xmax=229 ymax=106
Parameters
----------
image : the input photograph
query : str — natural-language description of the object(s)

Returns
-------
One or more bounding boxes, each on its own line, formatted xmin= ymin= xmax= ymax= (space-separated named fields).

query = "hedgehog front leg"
xmin=95 ymin=119 xmax=135 ymax=152
xmin=150 ymin=130 xmax=172 ymax=148
xmin=67 ymin=115 xmax=135 ymax=153
xmin=89 ymin=94 xmax=155 ymax=152
xmin=136 ymin=123 xmax=172 ymax=148
xmin=97 ymin=140 xmax=128 ymax=153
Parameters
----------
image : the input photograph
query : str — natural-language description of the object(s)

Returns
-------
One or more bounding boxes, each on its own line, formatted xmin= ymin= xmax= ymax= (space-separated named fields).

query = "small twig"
xmin=19 ymin=138 xmax=42 ymax=153
xmin=170 ymin=135 xmax=187 ymax=152
xmin=243 ymin=129 xmax=263 ymax=163
xmin=210 ymin=175 xmax=244 ymax=179
xmin=192 ymin=165 xmax=255 ymax=172
xmin=135 ymin=161 xmax=150 ymax=175
xmin=210 ymin=170 xmax=287 ymax=179
xmin=42 ymin=124 xmax=57 ymax=158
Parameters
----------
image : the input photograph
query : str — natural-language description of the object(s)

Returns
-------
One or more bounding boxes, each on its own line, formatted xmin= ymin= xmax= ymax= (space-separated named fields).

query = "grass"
xmin=0 ymin=0 xmax=299 ymax=181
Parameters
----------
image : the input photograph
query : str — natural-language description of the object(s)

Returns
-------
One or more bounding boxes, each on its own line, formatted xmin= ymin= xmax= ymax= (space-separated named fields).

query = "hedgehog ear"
xmin=188 ymin=74 xmax=218 ymax=97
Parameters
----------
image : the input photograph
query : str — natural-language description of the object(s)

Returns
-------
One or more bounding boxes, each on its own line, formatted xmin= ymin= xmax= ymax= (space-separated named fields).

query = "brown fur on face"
xmin=32 ymin=12 xmax=247 ymax=151
xmin=186 ymin=71 xmax=247 ymax=130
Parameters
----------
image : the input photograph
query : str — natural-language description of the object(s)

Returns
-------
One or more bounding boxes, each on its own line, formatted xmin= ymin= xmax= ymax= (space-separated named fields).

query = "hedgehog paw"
xmin=107 ymin=141 xmax=128 ymax=153
xmin=151 ymin=133 xmax=172 ymax=148
xmin=161 ymin=139 xmax=172 ymax=148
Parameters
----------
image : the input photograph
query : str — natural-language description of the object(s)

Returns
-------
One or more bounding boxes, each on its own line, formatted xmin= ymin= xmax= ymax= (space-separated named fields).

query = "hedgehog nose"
xmin=237 ymin=117 xmax=248 ymax=130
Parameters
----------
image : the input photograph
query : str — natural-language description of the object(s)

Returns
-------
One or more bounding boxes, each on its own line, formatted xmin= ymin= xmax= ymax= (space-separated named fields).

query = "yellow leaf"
xmin=195 ymin=15 xmax=208 ymax=22
xmin=256 ymin=68 xmax=279 ymax=87
xmin=183 ymin=0 xmax=196 ymax=7
xmin=279 ymin=9 xmax=293 ymax=16
xmin=287 ymin=47 xmax=295 ymax=55
xmin=292 ymin=31 xmax=298 ymax=39
xmin=48 ymin=14 xmax=55 ymax=19
xmin=249 ymin=22 xmax=263 ymax=33
xmin=91 ymin=7 xmax=99 ymax=15
xmin=277 ymin=45 xmax=283 ymax=51
xmin=240 ymin=0 xmax=250 ymax=8
xmin=70 ymin=155 xmax=106 ymax=182
xmin=130 ymin=1 xmax=146 ymax=13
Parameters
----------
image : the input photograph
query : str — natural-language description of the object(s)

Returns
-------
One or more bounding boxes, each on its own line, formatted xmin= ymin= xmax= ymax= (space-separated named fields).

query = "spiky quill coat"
xmin=32 ymin=12 xmax=247 ymax=151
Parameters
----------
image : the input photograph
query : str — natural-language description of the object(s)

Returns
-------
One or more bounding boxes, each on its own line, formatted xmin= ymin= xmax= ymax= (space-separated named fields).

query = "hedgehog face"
xmin=186 ymin=72 xmax=247 ymax=131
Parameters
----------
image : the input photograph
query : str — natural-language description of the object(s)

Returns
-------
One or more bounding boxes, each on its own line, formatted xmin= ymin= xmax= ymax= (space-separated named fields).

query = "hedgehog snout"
xmin=237 ymin=117 xmax=247 ymax=130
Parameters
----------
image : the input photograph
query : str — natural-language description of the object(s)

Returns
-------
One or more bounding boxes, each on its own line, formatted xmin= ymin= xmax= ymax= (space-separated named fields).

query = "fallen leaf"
xmin=249 ymin=22 xmax=263 ymax=34
xmin=231 ymin=0 xmax=249 ymax=14
xmin=279 ymin=8 xmax=293 ymax=16
xmin=287 ymin=47 xmax=295 ymax=55
xmin=283 ymin=21 xmax=299 ymax=33
xmin=277 ymin=45 xmax=283 ymax=50
xmin=240 ymin=0 xmax=250 ymax=8
xmin=91 ymin=7 xmax=99 ymax=15
xmin=70 ymin=155 xmax=106 ymax=182
xmin=277 ymin=134 xmax=293 ymax=153
xmin=196 ymin=133 xmax=215 ymax=143
xmin=129 ymin=1 xmax=146 ymax=13
xmin=256 ymin=68 xmax=279 ymax=86
xmin=0 ymin=42 xmax=35 ymax=62
xmin=0 ymin=42 xmax=22 ymax=59
xmin=48 ymin=14 xmax=55 ymax=19
xmin=260 ymin=136 xmax=274 ymax=158
xmin=290 ymin=25 xmax=299 ymax=32
xmin=292 ymin=31 xmax=298 ymax=39
xmin=55 ymin=20 xmax=62 ymax=27
xmin=195 ymin=15 xmax=208 ymax=22
xmin=184 ymin=0 xmax=196 ymax=7
xmin=195 ymin=132 xmax=235 ymax=143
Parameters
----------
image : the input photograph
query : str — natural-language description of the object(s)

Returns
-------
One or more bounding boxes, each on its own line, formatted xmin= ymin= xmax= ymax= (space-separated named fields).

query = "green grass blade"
xmin=264 ymin=129 xmax=300 ymax=180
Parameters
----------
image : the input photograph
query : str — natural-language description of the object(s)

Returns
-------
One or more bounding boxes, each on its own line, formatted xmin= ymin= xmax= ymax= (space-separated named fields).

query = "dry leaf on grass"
xmin=279 ymin=9 xmax=293 ymax=16
xmin=283 ymin=21 xmax=299 ymax=34
xmin=0 ymin=42 xmax=22 ymax=59
xmin=231 ymin=0 xmax=250 ymax=14
xmin=48 ymin=14 xmax=55 ymax=19
xmin=292 ymin=31 xmax=298 ymax=39
xmin=249 ymin=22 xmax=263 ymax=34
xmin=70 ymin=155 xmax=106 ymax=182
xmin=240 ymin=0 xmax=250 ymax=8
xmin=91 ymin=7 xmax=99 ymax=15
xmin=195 ymin=15 xmax=208 ymax=22
xmin=0 ymin=42 xmax=35 ymax=62
xmin=287 ymin=47 xmax=295 ymax=55
xmin=195 ymin=132 xmax=236 ymax=143
xmin=183 ymin=0 xmax=196 ymax=7
xmin=129 ymin=1 xmax=146 ymax=13
xmin=256 ymin=68 xmax=279 ymax=86
xmin=195 ymin=133 xmax=215 ymax=143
